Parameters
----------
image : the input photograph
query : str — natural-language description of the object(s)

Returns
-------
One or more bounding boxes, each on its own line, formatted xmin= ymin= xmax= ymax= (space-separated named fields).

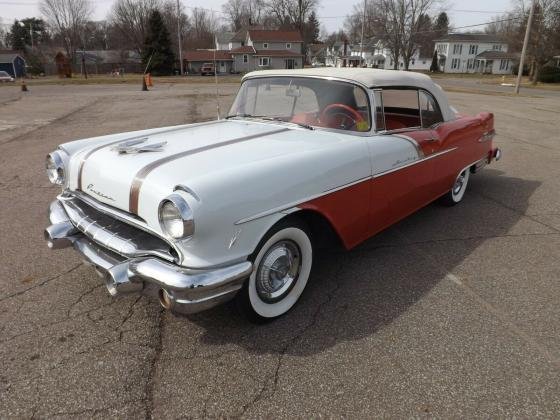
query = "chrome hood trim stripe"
xmin=128 ymin=127 xmax=291 ymax=214
xmin=77 ymin=120 xmax=222 ymax=191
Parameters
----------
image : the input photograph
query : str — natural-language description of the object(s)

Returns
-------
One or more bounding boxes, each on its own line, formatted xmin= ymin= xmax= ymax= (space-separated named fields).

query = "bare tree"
xmin=109 ymin=0 xmax=161 ymax=53
xmin=264 ymin=0 xmax=318 ymax=29
xmin=160 ymin=0 xmax=190 ymax=56
xmin=222 ymin=0 xmax=267 ymax=30
xmin=40 ymin=0 xmax=93 ymax=59
xmin=187 ymin=7 xmax=220 ymax=49
xmin=486 ymin=0 xmax=560 ymax=82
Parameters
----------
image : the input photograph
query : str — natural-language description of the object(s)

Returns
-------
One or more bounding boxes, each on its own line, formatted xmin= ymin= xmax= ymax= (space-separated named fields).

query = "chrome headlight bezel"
xmin=158 ymin=194 xmax=194 ymax=240
xmin=46 ymin=150 xmax=67 ymax=185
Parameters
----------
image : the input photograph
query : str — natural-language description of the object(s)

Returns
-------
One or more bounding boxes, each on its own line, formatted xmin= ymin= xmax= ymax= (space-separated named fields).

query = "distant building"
xmin=434 ymin=34 xmax=516 ymax=74
xmin=325 ymin=39 xmax=431 ymax=71
xmin=0 ymin=51 xmax=26 ymax=77
xmin=184 ymin=50 xmax=233 ymax=74
xmin=185 ymin=28 xmax=304 ymax=74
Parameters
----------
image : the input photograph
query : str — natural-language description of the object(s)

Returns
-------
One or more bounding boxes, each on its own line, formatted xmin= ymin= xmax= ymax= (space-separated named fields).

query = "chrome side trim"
xmin=235 ymin=147 xmax=458 ymax=225
xmin=235 ymin=176 xmax=371 ymax=225
xmin=128 ymin=127 xmax=291 ymax=214
xmin=372 ymin=147 xmax=458 ymax=178
xmin=77 ymin=120 xmax=223 ymax=190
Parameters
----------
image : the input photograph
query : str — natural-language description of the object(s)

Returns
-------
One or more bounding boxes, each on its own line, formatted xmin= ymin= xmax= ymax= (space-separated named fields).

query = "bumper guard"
xmin=45 ymin=199 xmax=253 ymax=314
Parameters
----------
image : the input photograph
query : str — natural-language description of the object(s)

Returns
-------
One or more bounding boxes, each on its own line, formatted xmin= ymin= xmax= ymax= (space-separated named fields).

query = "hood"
xmin=70 ymin=120 xmax=348 ymax=216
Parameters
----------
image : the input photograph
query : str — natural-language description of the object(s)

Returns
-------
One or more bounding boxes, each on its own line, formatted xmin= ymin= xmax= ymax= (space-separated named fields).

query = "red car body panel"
xmin=300 ymin=112 xmax=496 ymax=250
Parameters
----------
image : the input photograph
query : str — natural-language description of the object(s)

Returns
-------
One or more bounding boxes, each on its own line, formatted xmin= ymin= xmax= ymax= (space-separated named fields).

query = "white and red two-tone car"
xmin=44 ymin=68 xmax=501 ymax=322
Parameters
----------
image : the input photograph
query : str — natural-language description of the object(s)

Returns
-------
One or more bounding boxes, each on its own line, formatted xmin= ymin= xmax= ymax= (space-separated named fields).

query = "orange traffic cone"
xmin=147 ymin=73 xmax=153 ymax=87
xmin=21 ymin=79 xmax=28 ymax=92
xmin=142 ymin=75 xmax=149 ymax=91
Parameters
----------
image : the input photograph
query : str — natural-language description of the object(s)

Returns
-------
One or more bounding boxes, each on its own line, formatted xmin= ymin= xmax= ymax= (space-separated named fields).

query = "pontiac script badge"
xmin=111 ymin=138 xmax=167 ymax=154
xmin=86 ymin=184 xmax=115 ymax=201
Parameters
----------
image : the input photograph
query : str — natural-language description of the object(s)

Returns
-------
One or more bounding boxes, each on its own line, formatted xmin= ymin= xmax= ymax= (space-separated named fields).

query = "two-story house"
xmin=229 ymin=29 xmax=304 ymax=72
xmin=434 ymin=33 xmax=517 ymax=74
xmin=184 ymin=28 xmax=303 ymax=74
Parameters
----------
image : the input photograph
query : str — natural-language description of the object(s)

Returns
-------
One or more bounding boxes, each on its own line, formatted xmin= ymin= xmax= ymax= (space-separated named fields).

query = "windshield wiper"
xmin=260 ymin=116 xmax=314 ymax=130
xmin=225 ymin=114 xmax=267 ymax=119
xmin=226 ymin=114 xmax=314 ymax=130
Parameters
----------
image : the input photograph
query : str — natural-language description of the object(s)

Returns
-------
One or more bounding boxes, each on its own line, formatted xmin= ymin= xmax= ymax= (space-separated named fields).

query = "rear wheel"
xmin=235 ymin=220 xmax=313 ymax=323
xmin=440 ymin=168 xmax=470 ymax=206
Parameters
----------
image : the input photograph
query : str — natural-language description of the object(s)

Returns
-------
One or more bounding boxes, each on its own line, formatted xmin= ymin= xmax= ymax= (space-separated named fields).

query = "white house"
xmin=326 ymin=38 xmax=431 ymax=71
xmin=434 ymin=33 xmax=516 ymax=74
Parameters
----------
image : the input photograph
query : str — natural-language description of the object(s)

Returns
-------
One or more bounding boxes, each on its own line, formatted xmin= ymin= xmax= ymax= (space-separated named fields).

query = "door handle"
xmin=427 ymin=136 xmax=438 ymax=142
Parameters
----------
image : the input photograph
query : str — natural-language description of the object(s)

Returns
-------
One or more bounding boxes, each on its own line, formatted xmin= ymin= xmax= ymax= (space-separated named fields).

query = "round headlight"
xmin=46 ymin=151 xmax=66 ymax=185
xmin=158 ymin=194 xmax=194 ymax=239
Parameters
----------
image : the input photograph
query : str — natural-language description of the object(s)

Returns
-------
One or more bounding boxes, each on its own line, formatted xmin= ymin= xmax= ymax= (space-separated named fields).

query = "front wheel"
xmin=440 ymin=167 xmax=470 ymax=206
xmin=235 ymin=220 xmax=313 ymax=323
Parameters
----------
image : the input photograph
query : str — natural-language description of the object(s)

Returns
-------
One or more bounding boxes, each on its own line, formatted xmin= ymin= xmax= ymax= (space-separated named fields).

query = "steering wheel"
xmin=320 ymin=103 xmax=365 ymax=130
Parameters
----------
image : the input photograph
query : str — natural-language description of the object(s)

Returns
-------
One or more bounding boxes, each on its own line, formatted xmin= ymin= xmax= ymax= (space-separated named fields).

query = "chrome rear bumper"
xmin=45 ymin=199 xmax=252 ymax=314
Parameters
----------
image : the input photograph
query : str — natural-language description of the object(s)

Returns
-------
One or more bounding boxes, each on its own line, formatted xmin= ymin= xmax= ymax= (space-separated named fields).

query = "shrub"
xmin=538 ymin=65 xmax=560 ymax=83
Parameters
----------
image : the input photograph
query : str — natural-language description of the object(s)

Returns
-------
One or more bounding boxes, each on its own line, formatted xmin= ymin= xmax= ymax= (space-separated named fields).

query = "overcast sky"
xmin=0 ymin=0 xmax=513 ymax=33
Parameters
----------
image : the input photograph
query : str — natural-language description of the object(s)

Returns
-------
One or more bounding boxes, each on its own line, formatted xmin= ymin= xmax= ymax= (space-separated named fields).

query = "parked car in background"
xmin=0 ymin=71 xmax=15 ymax=82
xmin=44 ymin=68 xmax=501 ymax=322
xmin=200 ymin=62 xmax=215 ymax=75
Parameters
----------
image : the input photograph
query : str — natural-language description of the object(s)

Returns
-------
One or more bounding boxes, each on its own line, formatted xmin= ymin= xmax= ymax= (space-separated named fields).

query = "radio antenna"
xmin=213 ymin=48 xmax=221 ymax=120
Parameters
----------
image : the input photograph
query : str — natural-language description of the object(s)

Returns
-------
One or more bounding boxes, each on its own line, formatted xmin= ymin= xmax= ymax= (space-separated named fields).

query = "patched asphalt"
xmin=0 ymin=80 xmax=559 ymax=418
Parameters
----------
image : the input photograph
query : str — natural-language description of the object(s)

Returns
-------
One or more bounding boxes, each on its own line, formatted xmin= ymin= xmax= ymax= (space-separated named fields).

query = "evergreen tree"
xmin=430 ymin=49 xmax=439 ymax=72
xmin=142 ymin=10 xmax=175 ymax=76
xmin=434 ymin=12 xmax=449 ymax=38
xmin=7 ymin=18 xmax=48 ymax=51
xmin=7 ymin=20 xmax=27 ymax=51
xmin=305 ymin=11 xmax=320 ymax=44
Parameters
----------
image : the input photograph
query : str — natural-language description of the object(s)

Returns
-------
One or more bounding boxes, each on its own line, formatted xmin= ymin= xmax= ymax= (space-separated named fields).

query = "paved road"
xmin=1 ymin=81 xmax=559 ymax=418
xmin=436 ymin=76 xmax=560 ymax=98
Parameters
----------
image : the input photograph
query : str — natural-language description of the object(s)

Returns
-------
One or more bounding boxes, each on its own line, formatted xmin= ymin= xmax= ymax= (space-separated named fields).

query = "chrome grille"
xmin=59 ymin=194 xmax=176 ymax=262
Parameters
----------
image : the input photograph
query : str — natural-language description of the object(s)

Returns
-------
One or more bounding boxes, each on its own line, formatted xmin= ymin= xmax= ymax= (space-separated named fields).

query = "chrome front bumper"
xmin=45 ymin=199 xmax=253 ymax=314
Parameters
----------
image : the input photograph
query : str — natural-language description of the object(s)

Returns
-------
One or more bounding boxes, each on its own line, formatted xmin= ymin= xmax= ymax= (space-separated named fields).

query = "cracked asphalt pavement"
xmin=0 ymin=80 xmax=559 ymax=418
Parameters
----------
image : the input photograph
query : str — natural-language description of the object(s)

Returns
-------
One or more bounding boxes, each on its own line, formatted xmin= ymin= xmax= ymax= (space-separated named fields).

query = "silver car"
xmin=0 ymin=71 xmax=15 ymax=82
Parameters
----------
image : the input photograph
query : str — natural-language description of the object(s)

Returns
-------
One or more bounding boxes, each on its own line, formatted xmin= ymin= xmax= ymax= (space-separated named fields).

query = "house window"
xmin=259 ymin=57 xmax=270 ymax=66
xmin=243 ymin=54 xmax=248 ymax=63
xmin=452 ymin=44 xmax=463 ymax=55
xmin=499 ymin=59 xmax=509 ymax=70
xmin=492 ymin=44 xmax=502 ymax=51
xmin=263 ymin=43 xmax=268 ymax=49
xmin=467 ymin=58 xmax=474 ymax=69
xmin=469 ymin=44 xmax=478 ymax=55
xmin=286 ymin=43 xmax=291 ymax=49
xmin=451 ymin=58 xmax=460 ymax=69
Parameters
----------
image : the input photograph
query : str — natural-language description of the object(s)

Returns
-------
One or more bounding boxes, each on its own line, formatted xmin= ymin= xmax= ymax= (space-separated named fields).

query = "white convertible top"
xmin=243 ymin=68 xmax=456 ymax=121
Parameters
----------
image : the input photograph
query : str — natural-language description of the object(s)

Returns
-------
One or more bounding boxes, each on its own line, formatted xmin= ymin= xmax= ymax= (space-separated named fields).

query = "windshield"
xmin=228 ymin=77 xmax=371 ymax=132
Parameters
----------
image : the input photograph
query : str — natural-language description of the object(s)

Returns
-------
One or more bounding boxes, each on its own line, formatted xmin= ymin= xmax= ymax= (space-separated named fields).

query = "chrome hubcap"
xmin=256 ymin=240 xmax=301 ymax=303
xmin=453 ymin=171 xmax=466 ymax=195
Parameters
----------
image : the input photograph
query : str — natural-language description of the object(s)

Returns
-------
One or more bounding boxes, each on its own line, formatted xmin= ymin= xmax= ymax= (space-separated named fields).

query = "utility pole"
xmin=515 ymin=0 xmax=536 ymax=94
xmin=359 ymin=0 xmax=366 ymax=66
xmin=177 ymin=0 xmax=184 ymax=75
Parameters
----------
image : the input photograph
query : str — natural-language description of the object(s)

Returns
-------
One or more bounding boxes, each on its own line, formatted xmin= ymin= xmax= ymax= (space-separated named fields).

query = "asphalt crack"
xmin=0 ymin=263 xmax=84 ymax=302
xmin=144 ymin=308 xmax=165 ymax=420
xmin=239 ymin=263 xmax=344 ymax=416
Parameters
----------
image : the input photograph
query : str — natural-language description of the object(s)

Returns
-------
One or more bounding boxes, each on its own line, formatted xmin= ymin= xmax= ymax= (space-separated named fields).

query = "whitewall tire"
xmin=441 ymin=168 xmax=470 ymax=206
xmin=236 ymin=221 xmax=313 ymax=322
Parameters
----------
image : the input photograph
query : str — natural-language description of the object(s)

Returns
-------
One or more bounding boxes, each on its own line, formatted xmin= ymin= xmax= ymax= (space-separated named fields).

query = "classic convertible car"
xmin=44 ymin=68 xmax=501 ymax=321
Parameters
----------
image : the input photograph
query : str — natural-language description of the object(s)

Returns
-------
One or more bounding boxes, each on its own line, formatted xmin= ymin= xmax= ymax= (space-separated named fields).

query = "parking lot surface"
xmin=0 ymin=79 xmax=559 ymax=418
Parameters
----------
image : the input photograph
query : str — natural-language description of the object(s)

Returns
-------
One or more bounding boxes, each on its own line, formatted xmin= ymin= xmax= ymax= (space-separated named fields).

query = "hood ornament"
xmin=111 ymin=137 xmax=167 ymax=154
